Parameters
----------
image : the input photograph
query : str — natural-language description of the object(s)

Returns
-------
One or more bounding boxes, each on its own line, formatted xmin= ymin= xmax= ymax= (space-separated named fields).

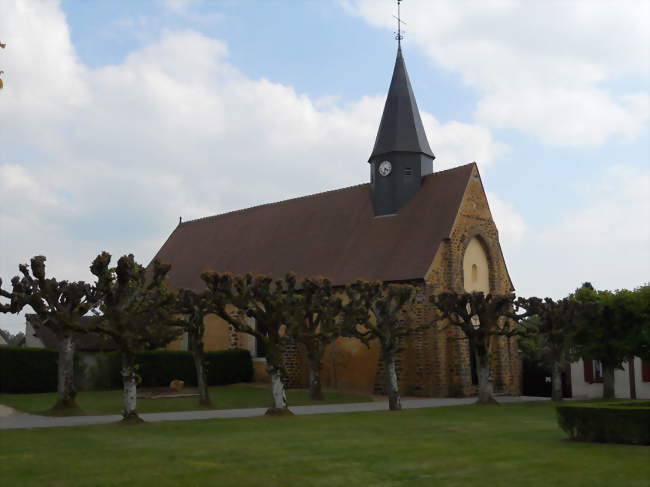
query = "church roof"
xmin=151 ymin=163 xmax=475 ymax=290
xmin=369 ymin=47 xmax=434 ymax=161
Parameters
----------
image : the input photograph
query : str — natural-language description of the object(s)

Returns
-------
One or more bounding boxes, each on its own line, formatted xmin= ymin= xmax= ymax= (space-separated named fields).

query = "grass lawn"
xmin=1 ymin=401 xmax=648 ymax=487
xmin=0 ymin=385 xmax=372 ymax=415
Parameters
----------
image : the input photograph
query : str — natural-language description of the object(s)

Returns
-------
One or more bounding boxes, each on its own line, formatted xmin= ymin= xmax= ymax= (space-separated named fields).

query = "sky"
xmin=0 ymin=0 xmax=648 ymax=334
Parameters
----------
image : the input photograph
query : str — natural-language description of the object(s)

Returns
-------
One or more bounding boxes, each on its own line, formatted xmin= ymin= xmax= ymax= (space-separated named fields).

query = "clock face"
xmin=378 ymin=160 xmax=392 ymax=176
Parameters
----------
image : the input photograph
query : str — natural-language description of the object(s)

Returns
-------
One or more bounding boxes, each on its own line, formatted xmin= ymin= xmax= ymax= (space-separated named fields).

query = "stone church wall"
xmin=178 ymin=166 xmax=521 ymax=397
xmin=372 ymin=168 xmax=521 ymax=397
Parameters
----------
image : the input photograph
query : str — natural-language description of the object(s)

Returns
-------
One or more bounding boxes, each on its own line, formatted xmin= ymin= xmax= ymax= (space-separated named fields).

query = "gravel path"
xmin=0 ymin=396 xmax=548 ymax=430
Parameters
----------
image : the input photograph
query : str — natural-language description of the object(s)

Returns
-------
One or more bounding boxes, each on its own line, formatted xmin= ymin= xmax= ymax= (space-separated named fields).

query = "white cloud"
xmin=506 ymin=164 xmax=650 ymax=298
xmin=486 ymin=192 xmax=525 ymax=250
xmin=164 ymin=0 xmax=198 ymax=15
xmin=0 ymin=1 xmax=504 ymax=333
xmin=346 ymin=0 xmax=650 ymax=147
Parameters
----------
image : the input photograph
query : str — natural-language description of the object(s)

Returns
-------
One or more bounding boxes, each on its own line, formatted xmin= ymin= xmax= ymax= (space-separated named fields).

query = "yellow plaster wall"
xmin=202 ymin=314 xmax=231 ymax=351
xmin=321 ymin=336 xmax=380 ymax=393
xmin=462 ymin=238 xmax=490 ymax=293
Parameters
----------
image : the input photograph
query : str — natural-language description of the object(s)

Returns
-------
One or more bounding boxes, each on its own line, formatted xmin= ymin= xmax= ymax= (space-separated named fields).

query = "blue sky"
xmin=0 ymin=0 xmax=648 ymax=333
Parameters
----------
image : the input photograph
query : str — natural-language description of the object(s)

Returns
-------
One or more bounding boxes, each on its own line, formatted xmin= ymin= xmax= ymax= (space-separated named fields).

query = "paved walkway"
xmin=0 ymin=396 xmax=548 ymax=431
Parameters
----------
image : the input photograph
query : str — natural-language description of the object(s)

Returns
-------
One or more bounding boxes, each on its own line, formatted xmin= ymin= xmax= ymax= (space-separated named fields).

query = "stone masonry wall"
xmin=228 ymin=164 xmax=521 ymax=396
xmin=379 ymin=164 xmax=522 ymax=397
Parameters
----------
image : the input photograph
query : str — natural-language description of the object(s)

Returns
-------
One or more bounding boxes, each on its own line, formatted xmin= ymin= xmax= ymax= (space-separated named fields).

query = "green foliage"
xmin=520 ymin=297 xmax=582 ymax=362
xmin=10 ymin=256 xmax=97 ymax=336
xmin=572 ymin=283 xmax=646 ymax=369
xmin=557 ymin=402 xmax=650 ymax=445
xmin=430 ymin=292 xmax=526 ymax=345
xmin=0 ymin=347 xmax=58 ymax=393
xmin=630 ymin=284 xmax=650 ymax=361
xmin=206 ymin=349 xmax=254 ymax=385
xmin=517 ymin=316 xmax=546 ymax=365
xmin=90 ymin=253 xmax=182 ymax=357
xmin=285 ymin=276 xmax=342 ymax=354
xmin=342 ymin=280 xmax=420 ymax=355
xmin=0 ymin=347 xmax=253 ymax=393
xmin=173 ymin=288 xmax=213 ymax=345
xmin=100 ymin=349 xmax=253 ymax=388
xmin=125 ymin=349 xmax=253 ymax=387
xmin=202 ymin=272 xmax=296 ymax=370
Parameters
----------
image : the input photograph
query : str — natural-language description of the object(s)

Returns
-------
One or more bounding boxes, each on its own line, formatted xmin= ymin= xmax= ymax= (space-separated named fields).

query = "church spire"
xmin=367 ymin=12 xmax=436 ymax=217
xmin=369 ymin=46 xmax=434 ymax=161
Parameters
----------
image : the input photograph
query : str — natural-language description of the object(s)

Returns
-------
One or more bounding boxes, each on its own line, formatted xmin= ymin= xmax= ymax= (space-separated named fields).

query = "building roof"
xmin=369 ymin=47 xmax=434 ymax=161
xmin=152 ymin=163 xmax=475 ymax=291
xmin=26 ymin=315 xmax=116 ymax=352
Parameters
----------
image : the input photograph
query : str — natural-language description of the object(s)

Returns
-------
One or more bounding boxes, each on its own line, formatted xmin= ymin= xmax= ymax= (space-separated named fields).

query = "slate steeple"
xmin=368 ymin=46 xmax=435 ymax=216
xmin=369 ymin=46 xmax=434 ymax=161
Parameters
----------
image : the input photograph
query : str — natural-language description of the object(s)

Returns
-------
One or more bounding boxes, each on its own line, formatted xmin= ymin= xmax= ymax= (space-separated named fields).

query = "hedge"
xmin=205 ymin=349 xmax=254 ymax=385
xmin=120 ymin=349 xmax=254 ymax=388
xmin=0 ymin=347 xmax=253 ymax=393
xmin=0 ymin=347 xmax=58 ymax=393
xmin=557 ymin=402 xmax=650 ymax=445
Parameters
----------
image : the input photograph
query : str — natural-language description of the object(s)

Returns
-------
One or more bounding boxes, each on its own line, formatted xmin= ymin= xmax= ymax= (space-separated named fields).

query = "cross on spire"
xmin=393 ymin=0 xmax=406 ymax=47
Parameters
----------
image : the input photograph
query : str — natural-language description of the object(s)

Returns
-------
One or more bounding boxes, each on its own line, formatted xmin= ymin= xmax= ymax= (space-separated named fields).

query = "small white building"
xmin=570 ymin=357 xmax=650 ymax=399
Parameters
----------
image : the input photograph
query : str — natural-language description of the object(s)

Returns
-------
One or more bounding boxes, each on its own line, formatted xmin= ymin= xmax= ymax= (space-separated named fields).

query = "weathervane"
xmin=394 ymin=0 xmax=406 ymax=47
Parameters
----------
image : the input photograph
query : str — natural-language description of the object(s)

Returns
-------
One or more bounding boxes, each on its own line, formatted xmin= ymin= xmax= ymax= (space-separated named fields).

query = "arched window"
xmin=462 ymin=237 xmax=490 ymax=293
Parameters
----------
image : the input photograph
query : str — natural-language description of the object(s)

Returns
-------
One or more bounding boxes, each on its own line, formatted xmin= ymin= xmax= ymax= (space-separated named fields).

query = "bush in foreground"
xmin=557 ymin=402 xmax=650 ymax=445
xmin=0 ymin=347 xmax=58 ymax=393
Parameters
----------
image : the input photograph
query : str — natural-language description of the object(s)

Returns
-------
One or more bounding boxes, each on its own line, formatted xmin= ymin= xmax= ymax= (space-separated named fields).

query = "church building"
xmin=152 ymin=44 xmax=521 ymax=398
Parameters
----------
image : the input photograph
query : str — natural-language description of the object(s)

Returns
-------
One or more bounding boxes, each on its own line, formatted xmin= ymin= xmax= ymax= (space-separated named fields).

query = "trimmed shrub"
xmin=0 ymin=347 xmax=58 ymax=393
xmin=136 ymin=350 xmax=198 ymax=388
xmin=99 ymin=349 xmax=254 ymax=388
xmin=205 ymin=349 xmax=254 ymax=385
xmin=557 ymin=402 xmax=650 ymax=445
xmin=0 ymin=348 xmax=254 ymax=393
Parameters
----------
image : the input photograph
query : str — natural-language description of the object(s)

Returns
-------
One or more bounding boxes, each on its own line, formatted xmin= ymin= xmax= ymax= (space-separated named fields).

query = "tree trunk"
xmin=476 ymin=350 xmax=497 ymax=404
xmin=121 ymin=352 xmax=143 ymax=424
xmin=628 ymin=359 xmax=637 ymax=400
xmin=191 ymin=340 xmax=212 ymax=407
xmin=551 ymin=361 xmax=563 ymax=402
xmin=603 ymin=364 xmax=616 ymax=399
xmin=53 ymin=336 xmax=77 ymax=410
xmin=308 ymin=349 xmax=324 ymax=401
xmin=265 ymin=365 xmax=291 ymax=415
xmin=385 ymin=356 xmax=401 ymax=411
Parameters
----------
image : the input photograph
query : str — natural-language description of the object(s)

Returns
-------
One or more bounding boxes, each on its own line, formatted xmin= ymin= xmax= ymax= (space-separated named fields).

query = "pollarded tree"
xmin=202 ymin=271 xmax=296 ymax=415
xmin=91 ymin=252 xmax=182 ymax=423
xmin=430 ymin=292 xmax=527 ymax=404
xmin=9 ymin=257 xmax=96 ymax=411
xmin=342 ymin=280 xmax=420 ymax=411
xmin=0 ymin=277 xmax=25 ymax=346
xmin=0 ymin=277 xmax=22 ymax=314
xmin=285 ymin=276 xmax=342 ymax=401
xmin=519 ymin=297 xmax=584 ymax=402
xmin=174 ymin=288 xmax=215 ymax=406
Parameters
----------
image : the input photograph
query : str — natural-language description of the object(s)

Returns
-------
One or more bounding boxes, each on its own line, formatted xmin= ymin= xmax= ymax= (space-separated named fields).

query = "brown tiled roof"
xmin=152 ymin=163 xmax=476 ymax=290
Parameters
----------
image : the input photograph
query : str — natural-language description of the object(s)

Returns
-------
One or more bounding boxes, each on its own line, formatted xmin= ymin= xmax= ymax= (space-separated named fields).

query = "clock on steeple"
xmin=368 ymin=45 xmax=435 ymax=216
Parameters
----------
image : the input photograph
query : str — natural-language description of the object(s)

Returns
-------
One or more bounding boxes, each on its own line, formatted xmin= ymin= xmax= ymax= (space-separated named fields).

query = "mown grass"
xmin=0 ymin=385 xmax=372 ymax=415
xmin=1 ymin=401 xmax=648 ymax=487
